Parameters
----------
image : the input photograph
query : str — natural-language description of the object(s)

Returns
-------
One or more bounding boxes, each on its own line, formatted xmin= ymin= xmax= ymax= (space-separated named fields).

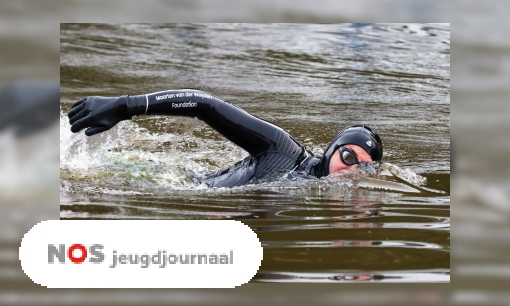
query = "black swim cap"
xmin=316 ymin=125 xmax=383 ymax=177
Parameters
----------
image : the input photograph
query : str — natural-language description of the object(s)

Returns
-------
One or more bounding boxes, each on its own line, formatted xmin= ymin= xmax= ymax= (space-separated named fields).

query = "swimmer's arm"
xmin=127 ymin=89 xmax=282 ymax=156
xmin=68 ymin=89 xmax=284 ymax=156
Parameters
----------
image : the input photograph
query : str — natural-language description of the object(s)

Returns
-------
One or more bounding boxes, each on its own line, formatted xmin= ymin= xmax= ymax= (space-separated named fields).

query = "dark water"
xmin=60 ymin=23 xmax=450 ymax=282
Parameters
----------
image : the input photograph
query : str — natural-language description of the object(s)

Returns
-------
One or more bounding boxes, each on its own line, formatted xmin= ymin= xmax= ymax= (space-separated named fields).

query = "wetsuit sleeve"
xmin=127 ymin=89 xmax=284 ymax=157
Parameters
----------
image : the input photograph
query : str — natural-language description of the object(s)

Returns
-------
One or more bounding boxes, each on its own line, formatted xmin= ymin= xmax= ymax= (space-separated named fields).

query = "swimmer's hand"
xmin=68 ymin=96 xmax=131 ymax=136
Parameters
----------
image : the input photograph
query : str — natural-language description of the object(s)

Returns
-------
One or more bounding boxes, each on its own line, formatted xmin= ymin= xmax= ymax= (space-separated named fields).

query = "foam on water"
xmin=60 ymin=109 xmax=246 ymax=193
xmin=378 ymin=162 xmax=427 ymax=186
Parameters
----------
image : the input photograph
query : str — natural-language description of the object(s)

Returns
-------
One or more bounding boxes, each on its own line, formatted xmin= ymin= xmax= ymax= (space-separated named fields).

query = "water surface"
xmin=60 ymin=23 xmax=450 ymax=282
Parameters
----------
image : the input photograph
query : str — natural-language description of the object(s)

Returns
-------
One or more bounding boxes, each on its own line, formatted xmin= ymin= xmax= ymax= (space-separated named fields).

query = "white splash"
xmin=59 ymin=110 xmax=246 ymax=193
xmin=377 ymin=162 xmax=427 ymax=186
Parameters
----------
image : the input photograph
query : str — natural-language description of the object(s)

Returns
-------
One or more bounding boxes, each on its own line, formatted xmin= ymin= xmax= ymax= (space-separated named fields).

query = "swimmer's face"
xmin=329 ymin=144 xmax=373 ymax=174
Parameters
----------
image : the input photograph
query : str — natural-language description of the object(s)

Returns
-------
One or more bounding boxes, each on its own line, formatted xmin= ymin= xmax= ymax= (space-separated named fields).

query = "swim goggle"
xmin=338 ymin=146 xmax=360 ymax=166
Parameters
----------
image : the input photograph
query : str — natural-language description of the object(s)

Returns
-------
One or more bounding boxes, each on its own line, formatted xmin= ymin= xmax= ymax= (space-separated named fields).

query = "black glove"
xmin=68 ymin=95 xmax=132 ymax=136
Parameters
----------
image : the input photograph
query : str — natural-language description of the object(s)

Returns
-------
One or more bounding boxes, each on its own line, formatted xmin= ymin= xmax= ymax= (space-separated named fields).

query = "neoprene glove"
xmin=68 ymin=95 xmax=132 ymax=136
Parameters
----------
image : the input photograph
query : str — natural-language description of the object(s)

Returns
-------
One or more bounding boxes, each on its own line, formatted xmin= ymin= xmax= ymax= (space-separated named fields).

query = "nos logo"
xmin=48 ymin=244 xmax=105 ymax=264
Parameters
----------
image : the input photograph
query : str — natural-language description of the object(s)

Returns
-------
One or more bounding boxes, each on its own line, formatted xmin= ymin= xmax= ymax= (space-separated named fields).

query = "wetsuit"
xmin=124 ymin=89 xmax=321 ymax=187
xmin=69 ymin=89 xmax=383 ymax=186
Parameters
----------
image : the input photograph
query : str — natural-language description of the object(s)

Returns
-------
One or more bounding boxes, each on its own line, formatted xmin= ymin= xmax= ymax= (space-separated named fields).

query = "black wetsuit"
xmin=125 ymin=89 xmax=321 ymax=188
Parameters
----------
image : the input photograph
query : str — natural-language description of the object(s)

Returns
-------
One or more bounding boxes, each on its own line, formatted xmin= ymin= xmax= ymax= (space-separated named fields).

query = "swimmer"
xmin=68 ymin=89 xmax=382 ymax=187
